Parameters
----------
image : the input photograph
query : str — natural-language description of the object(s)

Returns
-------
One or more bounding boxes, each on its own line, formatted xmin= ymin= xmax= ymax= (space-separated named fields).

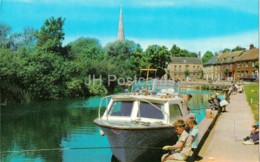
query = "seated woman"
xmin=161 ymin=119 xmax=192 ymax=162
xmin=243 ymin=122 xmax=259 ymax=145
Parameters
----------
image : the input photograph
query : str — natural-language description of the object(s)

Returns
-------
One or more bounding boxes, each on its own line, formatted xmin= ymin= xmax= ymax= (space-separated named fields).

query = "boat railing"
xmin=98 ymin=95 xmax=112 ymax=119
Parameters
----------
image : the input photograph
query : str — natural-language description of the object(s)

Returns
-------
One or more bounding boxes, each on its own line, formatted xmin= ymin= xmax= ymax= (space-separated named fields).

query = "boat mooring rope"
xmin=2 ymin=146 xmax=163 ymax=153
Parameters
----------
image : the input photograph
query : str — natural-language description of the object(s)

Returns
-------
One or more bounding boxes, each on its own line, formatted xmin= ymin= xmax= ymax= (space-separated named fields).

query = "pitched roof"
xmin=170 ymin=57 xmax=202 ymax=64
xmin=236 ymin=48 xmax=259 ymax=62
xmin=204 ymin=56 xmax=218 ymax=65
xmin=216 ymin=50 xmax=244 ymax=64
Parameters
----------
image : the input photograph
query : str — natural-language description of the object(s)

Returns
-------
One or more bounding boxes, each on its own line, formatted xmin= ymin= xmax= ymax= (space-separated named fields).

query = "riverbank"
xmin=198 ymin=92 xmax=258 ymax=162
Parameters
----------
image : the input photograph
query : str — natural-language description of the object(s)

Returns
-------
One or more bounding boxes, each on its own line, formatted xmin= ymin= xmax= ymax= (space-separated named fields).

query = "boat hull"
xmin=96 ymin=123 xmax=178 ymax=162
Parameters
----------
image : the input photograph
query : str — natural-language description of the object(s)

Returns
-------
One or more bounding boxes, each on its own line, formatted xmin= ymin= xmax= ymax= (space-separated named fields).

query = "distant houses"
xmin=203 ymin=44 xmax=259 ymax=81
xmin=167 ymin=44 xmax=259 ymax=81
xmin=167 ymin=53 xmax=203 ymax=81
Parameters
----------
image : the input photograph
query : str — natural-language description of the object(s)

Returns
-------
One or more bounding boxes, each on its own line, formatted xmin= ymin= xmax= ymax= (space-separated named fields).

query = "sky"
xmin=0 ymin=0 xmax=259 ymax=55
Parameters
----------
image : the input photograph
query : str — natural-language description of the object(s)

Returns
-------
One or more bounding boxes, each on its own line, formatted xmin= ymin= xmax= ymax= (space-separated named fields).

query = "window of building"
xmin=245 ymin=62 xmax=248 ymax=67
xmin=179 ymin=65 xmax=181 ymax=71
xmin=252 ymin=61 xmax=256 ymax=67
xmin=193 ymin=66 xmax=196 ymax=71
xmin=252 ymin=71 xmax=255 ymax=76
xmin=245 ymin=71 xmax=248 ymax=77
xmin=174 ymin=65 xmax=177 ymax=71
xmin=237 ymin=63 xmax=240 ymax=68
xmin=237 ymin=71 xmax=240 ymax=78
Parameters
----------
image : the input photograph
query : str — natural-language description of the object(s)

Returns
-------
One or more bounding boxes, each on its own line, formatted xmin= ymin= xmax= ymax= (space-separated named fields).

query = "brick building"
xmin=203 ymin=44 xmax=259 ymax=81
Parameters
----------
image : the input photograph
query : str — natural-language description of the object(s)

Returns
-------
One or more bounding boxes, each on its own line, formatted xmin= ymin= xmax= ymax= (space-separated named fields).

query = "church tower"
xmin=117 ymin=6 xmax=125 ymax=41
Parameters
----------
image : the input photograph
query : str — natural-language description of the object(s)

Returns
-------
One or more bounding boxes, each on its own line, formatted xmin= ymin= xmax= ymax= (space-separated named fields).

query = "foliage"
xmin=223 ymin=68 xmax=229 ymax=74
xmin=244 ymin=84 xmax=259 ymax=121
xmin=202 ymin=51 xmax=214 ymax=63
xmin=232 ymin=46 xmax=246 ymax=52
xmin=184 ymin=68 xmax=190 ymax=77
xmin=170 ymin=44 xmax=197 ymax=57
xmin=87 ymin=80 xmax=108 ymax=96
xmin=0 ymin=19 xmax=254 ymax=104
xmin=145 ymin=45 xmax=171 ymax=78
xmin=35 ymin=17 xmax=65 ymax=56
xmin=105 ymin=40 xmax=143 ymax=78
xmin=0 ymin=24 xmax=11 ymax=48
xmin=222 ymin=48 xmax=231 ymax=53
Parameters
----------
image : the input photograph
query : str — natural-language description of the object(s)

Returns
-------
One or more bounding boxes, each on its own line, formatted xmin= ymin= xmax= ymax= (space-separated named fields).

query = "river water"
xmin=1 ymin=88 xmax=215 ymax=162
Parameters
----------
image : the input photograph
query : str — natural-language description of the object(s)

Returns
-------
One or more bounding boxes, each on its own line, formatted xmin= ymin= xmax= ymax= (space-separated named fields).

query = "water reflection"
xmin=1 ymin=89 xmax=215 ymax=162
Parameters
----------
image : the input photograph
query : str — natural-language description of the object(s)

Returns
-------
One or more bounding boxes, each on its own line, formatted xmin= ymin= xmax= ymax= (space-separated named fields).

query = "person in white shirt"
xmin=161 ymin=119 xmax=191 ymax=162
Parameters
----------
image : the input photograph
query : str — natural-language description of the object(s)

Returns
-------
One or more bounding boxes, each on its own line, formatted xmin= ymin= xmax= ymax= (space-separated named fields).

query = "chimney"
xmin=198 ymin=52 xmax=201 ymax=59
xmin=249 ymin=44 xmax=254 ymax=50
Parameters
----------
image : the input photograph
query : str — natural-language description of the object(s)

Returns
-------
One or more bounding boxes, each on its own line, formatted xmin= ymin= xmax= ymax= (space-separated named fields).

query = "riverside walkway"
xmin=198 ymin=92 xmax=259 ymax=162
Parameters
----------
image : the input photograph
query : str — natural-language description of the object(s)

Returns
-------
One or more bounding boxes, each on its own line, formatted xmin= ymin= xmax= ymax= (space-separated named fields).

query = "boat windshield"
xmin=108 ymin=101 xmax=133 ymax=117
xmin=131 ymin=79 xmax=179 ymax=94
xmin=138 ymin=102 xmax=164 ymax=119
xmin=169 ymin=104 xmax=182 ymax=123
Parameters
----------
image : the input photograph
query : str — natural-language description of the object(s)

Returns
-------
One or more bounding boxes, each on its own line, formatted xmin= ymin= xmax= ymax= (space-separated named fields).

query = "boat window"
xmin=169 ymin=104 xmax=182 ymax=123
xmin=108 ymin=101 xmax=133 ymax=117
xmin=138 ymin=102 xmax=164 ymax=119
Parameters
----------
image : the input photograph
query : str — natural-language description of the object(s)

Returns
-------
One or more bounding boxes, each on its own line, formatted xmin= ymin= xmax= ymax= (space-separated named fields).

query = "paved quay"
xmin=198 ymin=92 xmax=259 ymax=162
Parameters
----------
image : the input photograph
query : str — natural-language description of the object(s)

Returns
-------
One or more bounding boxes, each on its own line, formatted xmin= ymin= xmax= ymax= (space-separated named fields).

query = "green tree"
xmin=35 ymin=17 xmax=65 ymax=56
xmin=69 ymin=37 xmax=105 ymax=61
xmin=232 ymin=46 xmax=246 ymax=52
xmin=145 ymin=45 xmax=171 ymax=78
xmin=222 ymin=48 xmax=231 ymax=53
xmin=202 ymin=51 xmax=214 ymax=63
xmin=170 ymin=44 xmax=181 ymax=57
xmin=0 ymin=24 xmax=11 ymax=48
xmin=170 ymin=44 xmax=197 ymax=57
xmin=105 ymin=40 xmax=143 ymax=78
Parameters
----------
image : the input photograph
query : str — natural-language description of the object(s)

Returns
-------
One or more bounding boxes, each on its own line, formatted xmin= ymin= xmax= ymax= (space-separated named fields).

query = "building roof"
xmin=204 ymin=56 xmax=218 ymax=65
xmin=170 ymin=57 xmax=202 ymax=64
xmin=216 ymin=50 xmax=244 ymax=64
xmin=236 ymin=48 xmax=259 ymax=62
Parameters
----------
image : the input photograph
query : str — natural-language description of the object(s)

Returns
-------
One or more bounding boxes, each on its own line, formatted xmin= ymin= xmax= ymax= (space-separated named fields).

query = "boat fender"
xmin=100 ymin=129 xmax=105 ymax=136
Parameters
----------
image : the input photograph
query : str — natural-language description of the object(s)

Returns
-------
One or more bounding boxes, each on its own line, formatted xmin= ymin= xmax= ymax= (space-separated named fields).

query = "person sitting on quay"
xmin=243 ymin=122 xmax=259 ymax=145
xmin=161 ymin=119 xmax=191 ymax=162
xmin=185 ymin=117 xmax=202 ymax=161
xmin=215 ymin=93 xmax=229 ymax=112
xmin=208 ymin=98 xmax=218 ymax=110
xmin=210 ymin=94 xmax=221 ymax=111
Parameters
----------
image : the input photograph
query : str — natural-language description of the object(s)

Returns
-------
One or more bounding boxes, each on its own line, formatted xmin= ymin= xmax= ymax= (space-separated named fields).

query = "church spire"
xmin=117 ymin=5 xmax=125 ymax=41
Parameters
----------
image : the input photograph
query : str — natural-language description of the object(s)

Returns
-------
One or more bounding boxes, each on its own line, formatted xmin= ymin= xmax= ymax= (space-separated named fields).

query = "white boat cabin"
xmin=100 ymin=94 xmax=190 ymax=126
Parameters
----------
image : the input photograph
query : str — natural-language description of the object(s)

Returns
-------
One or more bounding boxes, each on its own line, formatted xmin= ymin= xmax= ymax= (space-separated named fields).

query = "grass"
xmin=244 ymin=84 xmax=259 ymax=121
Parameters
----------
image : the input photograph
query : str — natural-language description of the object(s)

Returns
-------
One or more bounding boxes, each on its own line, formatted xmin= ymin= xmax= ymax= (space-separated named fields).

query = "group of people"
xmin=161 ymin=117 xmax=200 ymax=162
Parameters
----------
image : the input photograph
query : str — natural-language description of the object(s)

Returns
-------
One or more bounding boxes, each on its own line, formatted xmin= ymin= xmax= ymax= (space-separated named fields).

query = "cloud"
xmin=64 ymin=30 xmax=258 ymax=57
xmin=128 ymin=30 xmax=258 ymax=55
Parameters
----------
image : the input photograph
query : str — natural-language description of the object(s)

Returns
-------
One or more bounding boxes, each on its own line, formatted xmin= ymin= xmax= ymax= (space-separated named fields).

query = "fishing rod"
xmin=2 ymin=146 xmax=163 ymax=153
